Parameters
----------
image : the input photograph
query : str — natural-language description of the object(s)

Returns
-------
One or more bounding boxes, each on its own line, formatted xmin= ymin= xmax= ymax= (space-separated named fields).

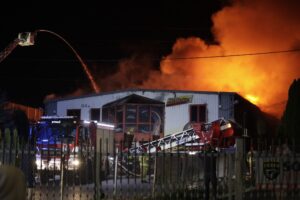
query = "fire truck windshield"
xmin=36 ymin=118 xmax=77 ymax=142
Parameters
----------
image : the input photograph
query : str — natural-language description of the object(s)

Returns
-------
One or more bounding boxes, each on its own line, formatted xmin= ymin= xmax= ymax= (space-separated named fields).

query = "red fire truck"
xmin=33 ymin=116 xmax=114 ymax=184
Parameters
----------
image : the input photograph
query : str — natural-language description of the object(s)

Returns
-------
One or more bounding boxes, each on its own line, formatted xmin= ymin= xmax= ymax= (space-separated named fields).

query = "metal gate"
xmin=1 ymin=131 xmax=300 ymax=200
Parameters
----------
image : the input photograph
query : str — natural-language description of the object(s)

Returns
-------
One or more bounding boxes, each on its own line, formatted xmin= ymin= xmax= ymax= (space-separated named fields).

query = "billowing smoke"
xmin=100 ymin=54 xmax=156 ymax=91
xmin=104 ymin=0 xmax=300 ymax=117
xmin=44 ymin=88 xmax=86 ymax=101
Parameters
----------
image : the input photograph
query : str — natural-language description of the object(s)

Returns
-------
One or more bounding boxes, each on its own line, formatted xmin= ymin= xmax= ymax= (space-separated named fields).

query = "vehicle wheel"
xmin=85 ymin=158 xmax=94 ymax=183
xmin=75 ymin=158 xmax=93 ymax=185
xmin=39 ymin=170 xmax=49 ymax=185
xmin=64 ymin=170 xmax=76 ymax=186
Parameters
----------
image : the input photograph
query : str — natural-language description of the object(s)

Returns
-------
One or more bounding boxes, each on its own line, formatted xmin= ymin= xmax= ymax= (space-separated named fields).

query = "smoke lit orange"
xmin=152 ymin=0 xmax=300 ymax=117
xmin=101 ymin=0 xmax=300 ymax=118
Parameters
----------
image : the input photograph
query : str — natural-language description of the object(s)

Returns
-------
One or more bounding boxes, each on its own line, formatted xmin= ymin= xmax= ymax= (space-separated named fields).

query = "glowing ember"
xmin=245 ymin=95 xmax=259 ymax=105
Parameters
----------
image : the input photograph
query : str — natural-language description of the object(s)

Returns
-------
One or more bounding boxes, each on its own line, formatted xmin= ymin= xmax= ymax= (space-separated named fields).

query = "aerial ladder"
xmin=116 ymin=118 xmax=235 ymax=177
xmin=0 ymin=32 xmax=35 ymax=63
xmin=0 ymin=31 xmax=100 ymax=93
xmin=126 ymin=118 xmax=235 ymax=154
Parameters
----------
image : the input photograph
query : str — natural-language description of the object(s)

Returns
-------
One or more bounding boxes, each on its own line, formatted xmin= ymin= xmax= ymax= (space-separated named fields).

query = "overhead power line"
xmin=162 ymin=48 xmax=300 ymax=61
xmin=7 ymin=48 xmax=300 ymax=63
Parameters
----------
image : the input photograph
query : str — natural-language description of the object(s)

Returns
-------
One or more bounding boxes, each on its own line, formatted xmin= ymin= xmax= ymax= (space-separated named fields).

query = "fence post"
xmin=95 ymin=136 xmax=101 ymax=199
xmin=227 ymin=152 xmax=234 ymax=200
xmin=60 ymin=154 xmax=65 ymax=200
xmin=235 ymin=137 xmax=244 ymax=199
xmin=113 ymin=147 xmax=118 ymax=197
xmin=4 ymin=128 xmax=11 ymax=164
xmin=13 ymin=128 xmax=19 ymax=166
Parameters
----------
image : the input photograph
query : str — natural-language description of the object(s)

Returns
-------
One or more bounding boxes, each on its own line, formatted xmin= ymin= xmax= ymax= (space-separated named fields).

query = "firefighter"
xmin=124 ymin=131 xmax=134 ymax=150
xmin=246 ymin=149 xmax=256 ymax=180
xmin=139 ymin=151 xmax=149 ymax=183
xmin=203 ymin=143 xmax=217 ymax=200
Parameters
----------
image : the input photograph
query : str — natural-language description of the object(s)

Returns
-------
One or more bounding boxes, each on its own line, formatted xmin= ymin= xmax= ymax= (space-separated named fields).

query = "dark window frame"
xmin=189 ymin=104 xmax=207 ymax=123
xmin=66 ymin=109 xmax=81 ymax=119
xmin=103 ymin=104 xmax=164 ymax=135
xmin=90 ymin=108 xmax=101 ymax=121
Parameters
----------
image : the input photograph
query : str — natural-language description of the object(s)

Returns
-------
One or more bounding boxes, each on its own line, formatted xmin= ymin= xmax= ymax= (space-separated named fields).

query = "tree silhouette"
xmin=279 ymin=79 xmax=300 ymax=152
xmin=0 ymin=91 xmax=12 ymax=128
xmin=0 ymin=91 xmax=29 ymax=142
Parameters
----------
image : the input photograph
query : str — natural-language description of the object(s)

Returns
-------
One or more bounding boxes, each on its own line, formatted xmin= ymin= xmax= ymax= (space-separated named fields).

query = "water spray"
xmin=19 ymin=30 xmax=100 ymax=93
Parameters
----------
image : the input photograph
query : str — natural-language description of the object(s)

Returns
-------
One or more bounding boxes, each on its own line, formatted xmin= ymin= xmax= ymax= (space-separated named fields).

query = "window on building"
xmin=151 ymin=106 xmax=164 ymax=133
xmin=139 ymin=105 xmax=150 ymax=122
xmin=102 ymin=107 xmax=108 ymax=122
xmin=102 ymin=104 xmax=164 ymax=135
xmin=116 ymin=106 xmax=123 ymax=123
xmin=107 ymin=107 xmax=115 ymax=123
xmin=116 ymin=106 xmax=124 ymax=133
xmin=90 ymin=108 xmax=100 ymax=121
xmin=190 ymin=105 xmax=207 ymax=123
xmin=126 ymin=105 xmax=137 ymax=123
xmin=67 ymin=109 xmax=81 ymax=119
xmin=102 ymin=107 xmax=116 ymax=123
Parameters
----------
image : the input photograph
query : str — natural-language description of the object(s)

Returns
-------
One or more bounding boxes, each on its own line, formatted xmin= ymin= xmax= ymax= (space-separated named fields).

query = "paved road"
xmin=31 ymin=178 xmax=153 ymax=200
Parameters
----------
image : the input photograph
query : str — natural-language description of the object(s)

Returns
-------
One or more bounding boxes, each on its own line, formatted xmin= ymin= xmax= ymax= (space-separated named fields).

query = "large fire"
xmin=100 ymin=0 xmax=300 ymax=118
xmin=157 ymin=36 xmax=298 ymax=117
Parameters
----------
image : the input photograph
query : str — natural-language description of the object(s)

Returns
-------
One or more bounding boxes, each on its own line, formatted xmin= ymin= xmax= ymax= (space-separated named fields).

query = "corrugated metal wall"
xmin=163 ymin=92 xmax=219 ymax=135
xmin=218 ymin=93 xmax=235 ymax=120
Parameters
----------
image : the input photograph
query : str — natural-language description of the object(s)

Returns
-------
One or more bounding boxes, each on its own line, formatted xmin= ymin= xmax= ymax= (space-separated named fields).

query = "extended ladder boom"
xmin=127 ymin=118 xmax=234 ymax=154
xmin=0 ymin=38 xmax=20 ymax=63
xmin=128 ymin=128 xmax=200 ymax=154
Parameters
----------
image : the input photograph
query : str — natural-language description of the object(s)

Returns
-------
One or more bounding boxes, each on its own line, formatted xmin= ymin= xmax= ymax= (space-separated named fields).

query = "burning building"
xmin=44 ymin=89 xmax=267 ymax=142
xmin=97 ymin=0 xmax=300 ymax=118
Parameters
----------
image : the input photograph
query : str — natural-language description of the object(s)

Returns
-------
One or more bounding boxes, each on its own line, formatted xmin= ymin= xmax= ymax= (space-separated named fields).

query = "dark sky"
xmin=0 ymin=1 xmax=226 ymax=108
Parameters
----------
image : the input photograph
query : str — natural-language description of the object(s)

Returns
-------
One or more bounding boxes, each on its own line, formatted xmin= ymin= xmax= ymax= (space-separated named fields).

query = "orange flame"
xmin=149 ymin=34 xmax=298 ymax=117
xmin=101 ymin=0 xmax=300 ymax=118
xmin=154 ymin=0 xmax=300 ymax=117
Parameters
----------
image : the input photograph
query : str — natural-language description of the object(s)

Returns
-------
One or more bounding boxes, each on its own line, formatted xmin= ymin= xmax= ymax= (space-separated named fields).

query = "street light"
xmin=18 ymin=30 xmax=100 ymax=93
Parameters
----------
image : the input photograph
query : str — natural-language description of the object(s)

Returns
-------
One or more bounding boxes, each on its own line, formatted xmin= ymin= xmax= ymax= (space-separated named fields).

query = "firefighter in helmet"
xmin=139 ymin=150 xmax=149 ymax=183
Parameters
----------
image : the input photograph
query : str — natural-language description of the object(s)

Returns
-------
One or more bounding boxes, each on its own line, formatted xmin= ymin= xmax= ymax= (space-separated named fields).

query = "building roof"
xmin=102 ymin=94 xmax=164 ymax=107
xmin=45 ymin=88 xmax=237 ymax=103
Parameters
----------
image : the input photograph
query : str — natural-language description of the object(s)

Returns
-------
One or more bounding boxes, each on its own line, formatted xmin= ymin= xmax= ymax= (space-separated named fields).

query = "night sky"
xmin=0 ymin=1 xmax=226 ymax=108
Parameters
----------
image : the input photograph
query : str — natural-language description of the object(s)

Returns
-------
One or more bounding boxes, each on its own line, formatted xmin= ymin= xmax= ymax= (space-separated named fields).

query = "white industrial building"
xmin=44 ymin=89 xmax=260 ymax=141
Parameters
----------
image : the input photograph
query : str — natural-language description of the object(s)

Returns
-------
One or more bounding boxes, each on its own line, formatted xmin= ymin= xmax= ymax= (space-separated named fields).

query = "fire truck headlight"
xmin=188 ymin=151 xmax=197 ymax=155
xmin=72 ymin=159 xmax=80 ymax=167
xmin=36 ymin=159 xmax=41 ymax=167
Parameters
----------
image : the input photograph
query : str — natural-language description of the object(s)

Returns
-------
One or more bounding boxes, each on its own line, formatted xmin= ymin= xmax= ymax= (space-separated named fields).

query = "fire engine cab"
xmin=33 ymin=116 xmax=114 ymax=184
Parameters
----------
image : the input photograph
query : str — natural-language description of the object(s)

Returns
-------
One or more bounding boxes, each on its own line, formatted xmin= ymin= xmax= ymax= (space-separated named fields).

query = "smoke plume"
xmin=104 ymin=0 xmax=300 ymax=117
xmin=44 ymin=88 xmax=86 ymax=102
